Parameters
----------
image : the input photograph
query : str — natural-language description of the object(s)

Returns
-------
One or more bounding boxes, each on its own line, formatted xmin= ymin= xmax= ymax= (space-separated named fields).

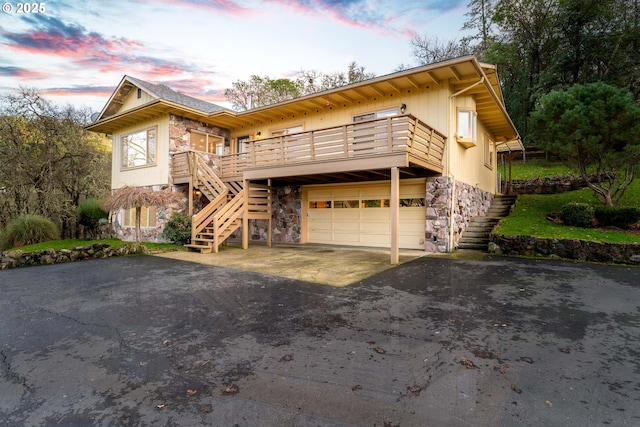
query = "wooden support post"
xmin=242 ymin=178 xmax=249 ymax=249
xmin=390 ymin=167 xmax=400 ymax=265
xmin=267 ymin=179 xmax=272 ymax=248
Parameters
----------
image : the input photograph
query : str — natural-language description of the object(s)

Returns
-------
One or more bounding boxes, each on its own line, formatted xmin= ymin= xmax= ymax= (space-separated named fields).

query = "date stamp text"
xmin=2 ymin=2 xmax=46 ymax=14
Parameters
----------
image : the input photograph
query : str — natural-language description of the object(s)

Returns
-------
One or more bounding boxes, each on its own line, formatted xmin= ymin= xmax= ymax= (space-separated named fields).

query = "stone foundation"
xmin=425 ymin=178 xmax=493 ymax=253
xmin=453 ymin=181 xmax=493 ymax=244
xmin=425 ymin=177 xmax=452 ymax=253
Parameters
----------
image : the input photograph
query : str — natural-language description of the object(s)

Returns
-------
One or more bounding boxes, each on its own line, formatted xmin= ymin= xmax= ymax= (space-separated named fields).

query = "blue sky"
xmin=0 ymin=0 xmax=469 ymax=112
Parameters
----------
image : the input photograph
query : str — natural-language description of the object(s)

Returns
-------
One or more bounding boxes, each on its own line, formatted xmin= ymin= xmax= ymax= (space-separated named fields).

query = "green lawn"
xmin=497 ymin=159 xmax=640 ymax=244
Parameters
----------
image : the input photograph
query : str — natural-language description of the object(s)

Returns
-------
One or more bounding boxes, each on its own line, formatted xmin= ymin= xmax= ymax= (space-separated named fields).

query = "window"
xmin=190 ymin=131 xmax=224 ymax=155
xmin=271 ymin=125 xmax=304 ymax=137
xmin=353 ymin=107 xmax=399 ymax=123
xmin=309 ymin=198 xmax=423 ymax=209
xmin=123 ymin=206 xmax=157 ymax=228
xmin=137 ymin=88 xmax=142 ymax=99
xmin=121 ymin=127 xmax=156 ymax=168
xmin=237 ymin=135 xmax=250 ymax=154
xmin=457 ymin=109 xmax=477 ymax=147
xmin=484 ymin=134 xmax=494 ymax=169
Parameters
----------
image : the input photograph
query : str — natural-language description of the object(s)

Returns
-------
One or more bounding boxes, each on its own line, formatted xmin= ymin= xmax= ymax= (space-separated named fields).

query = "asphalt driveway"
xmin=1 ymin=253 xmax=639 ymax=426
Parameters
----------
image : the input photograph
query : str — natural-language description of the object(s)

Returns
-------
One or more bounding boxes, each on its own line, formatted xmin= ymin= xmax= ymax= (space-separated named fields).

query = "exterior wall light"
xmin=401 ymin=104 xmax=407 ymax=114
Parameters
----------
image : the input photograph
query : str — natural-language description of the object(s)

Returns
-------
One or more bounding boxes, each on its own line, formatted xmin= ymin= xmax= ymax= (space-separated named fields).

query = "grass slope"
xmin=496 ymin=160 xmax=640 ymax=244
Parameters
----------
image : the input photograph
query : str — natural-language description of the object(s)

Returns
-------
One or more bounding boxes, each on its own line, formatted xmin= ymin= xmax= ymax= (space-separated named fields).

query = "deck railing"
xmin=173 ymin=115 xmax=445 ymax=181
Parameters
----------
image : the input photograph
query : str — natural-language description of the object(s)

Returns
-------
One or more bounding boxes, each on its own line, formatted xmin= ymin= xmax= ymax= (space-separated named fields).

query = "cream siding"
xmin=120 ymin=88 xmax=156 ymax=113
xmin=229 ymin=86 xmax=450 ymax=154
xmin=111 ymin=115 xmax=170 ymax=189
xmin=448 ymin=95 xmax=498 ymax=194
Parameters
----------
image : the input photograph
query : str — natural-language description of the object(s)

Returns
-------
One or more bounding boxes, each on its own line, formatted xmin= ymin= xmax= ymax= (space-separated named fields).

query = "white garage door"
xmin=306 ymin=181 xmax=426 ymax=250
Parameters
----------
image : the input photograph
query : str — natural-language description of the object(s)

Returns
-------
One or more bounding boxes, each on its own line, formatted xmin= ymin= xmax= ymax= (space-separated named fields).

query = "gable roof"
xmin=86 ymin=56 xmax=522 ymax=152
xmin=93 ymin=75 xmax=224 ymax=122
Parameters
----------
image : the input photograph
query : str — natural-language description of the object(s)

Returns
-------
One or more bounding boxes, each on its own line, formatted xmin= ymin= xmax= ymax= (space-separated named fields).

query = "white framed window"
xmin=123 ymin=206 xmax=157 ymax=228
xmin=457 ymin=109 xmax=477 ymax=145
xmin=190 ymin=131 xmax=224 ymax=155
xmin=484 ymin=134 xmax=494 ymax=169
xmin=121 ymin=127 xmax=156 ymax=168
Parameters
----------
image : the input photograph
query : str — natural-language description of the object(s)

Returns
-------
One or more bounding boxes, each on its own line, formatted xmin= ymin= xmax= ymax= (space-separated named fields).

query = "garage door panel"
xmin=307 ymin=182 xmax=425 ymax=250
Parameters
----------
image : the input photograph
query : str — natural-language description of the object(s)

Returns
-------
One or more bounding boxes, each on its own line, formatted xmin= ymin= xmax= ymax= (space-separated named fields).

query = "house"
xmin=87 ymin=55 xmax=523 ymax=263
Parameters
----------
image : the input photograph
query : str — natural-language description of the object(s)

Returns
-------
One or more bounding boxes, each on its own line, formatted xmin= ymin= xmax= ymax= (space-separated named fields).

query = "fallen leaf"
xmin=375 ymin=347 xmax=386 ymax=354
xmin=409 ymin=385 xmax=421 ymax=396
xmin=520 ymin=356 xmax=534 ymax=364
xmin=156 ymin=404 xmax=165 ymax=410
xmin=162 ymin=339 xmax=171 ymax=346
xmin=187 ymin=389 xmax=197 ymax=397
xmin=352 ymin=385 xmax=362 ymax=391
xmin=511 ymin=385 xmax=522 ymax=394
xmin=200 ymin=404 xmax=212 ymax=413
xmin=546 ymin=400 xmax=553 ymax=408
xmin=280 ymin=354 xmax=293 ymax=362
xmin=139 ymin=361 xmax=147 ymax=366
xmin=223 ymin=384 xmax=239 ymax=395
xmin=367 ymin=341 xmax=376 ymax=345
xmin=274 ymin=340 xmax=289 ymax=347
xmin=559 ymin=347 xmax=571 ymax=354
xmin=460 ymin=357 xmax=476 ymax=369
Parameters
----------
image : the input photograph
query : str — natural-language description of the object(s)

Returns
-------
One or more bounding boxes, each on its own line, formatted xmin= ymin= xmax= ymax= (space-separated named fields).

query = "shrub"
xmin=77 ymin=198 xmax=109 ymax=238
xmin=559 ymin=202 xmax=594 ymax=228
xmin=163 ymin=212 xmax=191 ymax=245
xmin=0 ymin=214 xmax=60 ymax=250
xmin=594 ymin=206 xmax=640 ymax=229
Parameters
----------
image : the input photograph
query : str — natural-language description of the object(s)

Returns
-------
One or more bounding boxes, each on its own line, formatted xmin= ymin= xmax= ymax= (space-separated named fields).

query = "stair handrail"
xmin=194 ymin=153 xmax=227 ymax=197
xmin=212 ymin=189 xmax=246 ymax=251
xmin=192 ymin=192 xmax=228 ymax=239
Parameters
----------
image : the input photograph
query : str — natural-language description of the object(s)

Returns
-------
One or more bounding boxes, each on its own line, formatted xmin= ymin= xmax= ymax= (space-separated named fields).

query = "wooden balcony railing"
xmin=173 ymin=115 xmax=446 ymax=181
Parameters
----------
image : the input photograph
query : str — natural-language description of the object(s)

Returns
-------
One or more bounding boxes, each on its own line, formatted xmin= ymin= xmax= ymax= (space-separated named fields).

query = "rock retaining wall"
xmin=504 ymin=173 xmax=606 ymax=195
xmin=0 ymin=243 xmax=149 ymax=270
xmin=489 ymin=234 xmax=640 ymax=265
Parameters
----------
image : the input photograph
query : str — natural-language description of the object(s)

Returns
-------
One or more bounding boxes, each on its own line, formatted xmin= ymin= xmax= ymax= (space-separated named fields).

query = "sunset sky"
xmin=0 ymin=0 xmax=469 ymax=112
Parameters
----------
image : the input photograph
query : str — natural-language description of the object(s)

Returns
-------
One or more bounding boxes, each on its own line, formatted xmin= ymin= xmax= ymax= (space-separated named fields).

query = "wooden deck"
xmin=172 ymin=114 xmax=445 ymax=182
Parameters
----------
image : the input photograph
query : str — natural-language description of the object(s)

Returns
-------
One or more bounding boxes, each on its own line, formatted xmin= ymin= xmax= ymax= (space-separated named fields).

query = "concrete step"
xmin=458 ymin=195 xmax=518 ymax=253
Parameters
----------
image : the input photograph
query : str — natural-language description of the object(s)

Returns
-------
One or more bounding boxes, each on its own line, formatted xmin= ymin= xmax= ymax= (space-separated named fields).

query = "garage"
xmin=305 ymin=180 xmax=426 ymax=250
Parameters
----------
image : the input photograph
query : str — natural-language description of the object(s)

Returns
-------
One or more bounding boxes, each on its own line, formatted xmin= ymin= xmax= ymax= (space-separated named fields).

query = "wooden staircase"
xmin=457 ymin=194 xmax=517 ymax=251
xmin=182 ymin=152 xmax=271 ymax=254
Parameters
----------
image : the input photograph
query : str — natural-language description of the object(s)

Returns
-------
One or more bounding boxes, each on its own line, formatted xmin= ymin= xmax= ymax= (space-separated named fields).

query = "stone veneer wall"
xmin=425 ymin=177 xmax=452 ymax=253
xmin=453 ymin=180 xmax=494 ymax=244
xmin=168 ymin=115 xmax=231 ymax=176
xmin=247 ymin=185 xmax=302 ymax=244
xmin=425 ymin=177 xmax=493 ymax=253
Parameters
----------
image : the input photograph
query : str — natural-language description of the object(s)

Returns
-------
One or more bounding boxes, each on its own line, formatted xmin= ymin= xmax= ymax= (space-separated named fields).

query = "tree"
xmin=528 ymin=82 xmax=640 ymax=206
xmin=103 ymin=186 xmax=184 ymax=244
xmin=225 ymin=62 xmax=375 ymax=111
xmin=409 ymin=36 xmax=474 ymax=65
xmin=224 ymin=75 xmax=303 ymax=111
xmin=0 ymin=88 xmax=111 ymax=236
xmin=462 ymin=0 xmax=496 ymax=57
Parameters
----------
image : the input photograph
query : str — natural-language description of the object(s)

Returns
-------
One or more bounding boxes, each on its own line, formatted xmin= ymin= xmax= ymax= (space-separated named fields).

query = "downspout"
xmin=445 ymin=77 xmax=484 ymax=251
